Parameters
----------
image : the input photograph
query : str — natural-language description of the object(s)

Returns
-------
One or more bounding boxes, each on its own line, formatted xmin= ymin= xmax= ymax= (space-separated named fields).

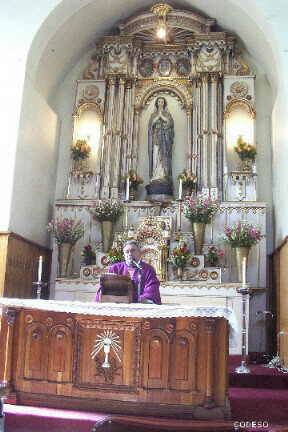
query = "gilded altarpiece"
xmin=52 ymin=4 xmax=266 ymax=354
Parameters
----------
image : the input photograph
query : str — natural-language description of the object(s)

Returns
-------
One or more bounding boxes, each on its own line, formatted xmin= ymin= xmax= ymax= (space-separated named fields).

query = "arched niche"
xmin=224 ymin=99 xmax=256 ymax=172
xmin=72 ymin=102 xmax=103 ymax=172
xmin=135 ymin=81 xmax=192 ymax=198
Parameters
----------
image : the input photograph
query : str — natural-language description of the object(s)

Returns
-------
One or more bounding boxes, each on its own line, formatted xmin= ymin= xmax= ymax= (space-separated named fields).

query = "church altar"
xmin=0 ymin=298 xmax=234 ymax=419
xmin=54 ymin=279 xmax=263 ymax=355
xmin=48 ymin=3 xmax=268 ymax=356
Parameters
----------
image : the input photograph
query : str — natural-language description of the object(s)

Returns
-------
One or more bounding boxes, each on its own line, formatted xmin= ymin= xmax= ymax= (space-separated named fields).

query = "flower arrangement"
xmin=90 ymin=199 xmax=123 ymax=222
xmin=106 ymin=247 xmax=124 ymax=265
xmin=47 ymin=218 xmax=84 ymax=245
xmin=169 ymin=242 xmax=191 ymax=268
xmin=206 ymin=245 xmax=225 ymax=266
xmin=234 ymin=136 xmax=257 ymax=161
xmin=123 ymin=169 xmax=143 ymax=189
xmin=178 ymin=169 xmax=197 ymax=189
xmin=71 ymin=139 xmax=91 ymax=161
xmin=81 ymin=244 xmax=96 ymax=265
xmin=223 ymin=221 xmax=263 ymax=247
xmin=183 ymin=195 xmax=219 ymax=224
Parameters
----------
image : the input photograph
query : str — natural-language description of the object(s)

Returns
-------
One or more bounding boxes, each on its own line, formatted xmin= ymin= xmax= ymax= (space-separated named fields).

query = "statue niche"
xmin=146 ymin=96 xmax=174 ymax=201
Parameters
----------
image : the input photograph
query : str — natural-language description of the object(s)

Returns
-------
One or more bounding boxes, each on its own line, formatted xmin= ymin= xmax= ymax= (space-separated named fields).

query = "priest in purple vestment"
xmin=96 ymin=240 xmax=161 ymax=304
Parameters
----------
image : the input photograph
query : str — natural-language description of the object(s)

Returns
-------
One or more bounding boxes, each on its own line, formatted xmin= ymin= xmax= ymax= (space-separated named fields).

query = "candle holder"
xmin=0 ymin=380 xmax=8 ymax=424
xmin=235 ymin=256 xmax=250 ymax=373
xmin=123 ymin=200 xmax=130 ymax=230
xmin=32 ymin=256 xmax=48 ymax=299
xmin=176 ymin=198 xmax=183 ymax=232
xmin=32 ymin=281 xmax=48 ymax=299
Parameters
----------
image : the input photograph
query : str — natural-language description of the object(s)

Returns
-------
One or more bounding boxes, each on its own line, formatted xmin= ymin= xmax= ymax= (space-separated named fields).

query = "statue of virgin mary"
xmin=148 ymin=96 xmax=174 ymax=182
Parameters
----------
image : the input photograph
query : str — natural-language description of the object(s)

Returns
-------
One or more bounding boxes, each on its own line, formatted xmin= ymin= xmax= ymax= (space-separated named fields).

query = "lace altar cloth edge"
xmin=0 ymin=297 xmax=238 ymax=332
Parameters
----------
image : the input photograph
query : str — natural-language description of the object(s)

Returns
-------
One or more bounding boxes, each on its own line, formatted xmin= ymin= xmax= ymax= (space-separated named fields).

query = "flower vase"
xmin=183 ymin=187 xmax=194 ymax=198
xmin=101 ymin=220 xmax=114 ymax=253
xmin=129 ymin=188 xmax=137 ymax=201
xmin=72 ymin=159 xmax=88 ymax=172
xmin=83 ymin=257 xmax=96 ymax=266
xmin=58 ymin=242 xmax=74 ymax=278
xmin=240 ymin=158 xmax=253 ymax=172
xmin=192 ymin=222 xmax=206 ymax=255
xmin=177 ymin=267 xmax=184 ymax=281
xmin=234 ymin=246 xmax=250 ymax=283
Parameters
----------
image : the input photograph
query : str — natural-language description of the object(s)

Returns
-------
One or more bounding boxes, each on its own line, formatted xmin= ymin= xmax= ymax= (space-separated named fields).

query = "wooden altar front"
xmin=0 ymin=299 xmax=232 ymax=420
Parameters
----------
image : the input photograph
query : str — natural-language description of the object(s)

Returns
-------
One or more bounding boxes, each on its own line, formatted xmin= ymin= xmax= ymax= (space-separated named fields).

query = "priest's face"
xmin=123 ymin=244 xmax=141 ymax=266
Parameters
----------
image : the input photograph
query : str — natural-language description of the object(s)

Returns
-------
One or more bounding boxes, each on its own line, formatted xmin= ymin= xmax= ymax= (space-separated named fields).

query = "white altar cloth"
xmin=0 ymin=298 xmax=238 ymax=334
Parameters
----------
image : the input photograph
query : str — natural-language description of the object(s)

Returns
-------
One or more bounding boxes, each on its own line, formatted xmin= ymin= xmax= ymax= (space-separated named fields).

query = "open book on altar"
xmin=99 ymin=273 xmax=136 ymax=303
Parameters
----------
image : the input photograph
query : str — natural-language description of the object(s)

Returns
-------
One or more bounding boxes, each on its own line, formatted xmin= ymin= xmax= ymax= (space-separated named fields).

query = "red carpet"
xmin=3 ymin=404 xmax=108 ymax=432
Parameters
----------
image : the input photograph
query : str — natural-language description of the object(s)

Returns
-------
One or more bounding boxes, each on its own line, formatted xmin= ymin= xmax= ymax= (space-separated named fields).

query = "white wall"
xmin=0 ymin=1 xmax=61 ymax=232
xmin=9 ymin=77 xmax=58 ymax=246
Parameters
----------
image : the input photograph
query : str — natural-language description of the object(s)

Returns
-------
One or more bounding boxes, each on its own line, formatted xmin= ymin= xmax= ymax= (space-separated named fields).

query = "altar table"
xmin=0 ymin=299 xmax=235 ymax=419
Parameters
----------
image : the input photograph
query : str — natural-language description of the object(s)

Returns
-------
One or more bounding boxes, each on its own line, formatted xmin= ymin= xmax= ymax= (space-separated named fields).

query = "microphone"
xmin=132 ymin=260 xmax=142 ymax=270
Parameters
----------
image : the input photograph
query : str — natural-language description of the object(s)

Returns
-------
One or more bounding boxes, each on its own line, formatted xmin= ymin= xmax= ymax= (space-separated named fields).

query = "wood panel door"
xmin=47 ymin=324 xmax=73 ymax=382
xmin=24 ymin=322 xmax=48 ymax=380
xmin=169 ymin=329 xmax=197 ymax=391
xmin=141 ymin=319 xmax=171 ymax=389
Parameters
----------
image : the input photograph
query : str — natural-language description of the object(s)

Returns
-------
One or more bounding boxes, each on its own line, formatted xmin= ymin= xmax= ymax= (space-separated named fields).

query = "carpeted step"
xmin=229 ymin=364 xmax=288 ymax=389
xmin=3 ymin=405 xmax=236 ymax=432
xmin=230 ymin=387 xmax=288 ymax=424
xmin=3 ymin=404 xmax=109 ymax=432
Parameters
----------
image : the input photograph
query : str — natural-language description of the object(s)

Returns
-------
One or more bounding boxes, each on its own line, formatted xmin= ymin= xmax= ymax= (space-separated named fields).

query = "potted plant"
xmin=183 ymin=196 xmax=219 ymax=254
xmin=90 ymin=200 xmax=124 ymax=252
xmin=177 ymin=169 xmax=197 ymax=196
xmin=81 ymin=244 xmax=96 ymax=266
xmin=47 ymin=218 xmax=84 ymax=277
xmin=169 ymin=241 xmax=191 ymax=280
xmin=106 ymin=247 xmax=124 ymax=265
xmin=71 ymin=139 xmax=91 ymax=171
xmin=234 ymin=135 xmax=257 ymax=171
xmin=206 ymin=245 xmax=225 ymax=267
xmin=223 ymin=221 xmax=263 ymax=282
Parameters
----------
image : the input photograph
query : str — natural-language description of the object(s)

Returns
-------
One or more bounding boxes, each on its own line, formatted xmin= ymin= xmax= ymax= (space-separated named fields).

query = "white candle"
xmin=242 ymin=257 xmax=247 ymax=285
xmin=38 ymin=256 xmax=43 ymax=282
xmin=178 ymin=178 xmax=183 ymax=200
xmin=125 ymin=177 xmax=130 ymax=201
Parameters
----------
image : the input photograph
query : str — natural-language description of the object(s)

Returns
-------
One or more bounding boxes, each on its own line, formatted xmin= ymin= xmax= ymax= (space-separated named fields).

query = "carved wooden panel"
xmin=47 ymin=325 xmax=73 ymax=382
xmin=74 ymin=318 xmax=141 ymax=390
xmin=169 ymin=329 xmax=197 ymax=391
xmin=142 ymin=320 xmax=170 ymax=389
xmin=24 ymin=323 xmax=48 ymax=380
xmin=4 ymin=306 xmax=229 ymax=418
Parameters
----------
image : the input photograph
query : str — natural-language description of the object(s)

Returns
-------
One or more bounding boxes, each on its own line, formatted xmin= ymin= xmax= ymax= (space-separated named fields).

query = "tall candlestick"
xmin=38 ymin=256 xmax=43 ymax=282
xmin=178 ymin=178 xmax=183 ymax=200
xmin=242 ymin=257 xmax=247 ymax=285
xmin=177 ymin=200 xmax=182 ymax=232
xmin=125 ymin=177 xmax=130 ymax=201
xmin=210 ymin=219 xmax=213 ymax=243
